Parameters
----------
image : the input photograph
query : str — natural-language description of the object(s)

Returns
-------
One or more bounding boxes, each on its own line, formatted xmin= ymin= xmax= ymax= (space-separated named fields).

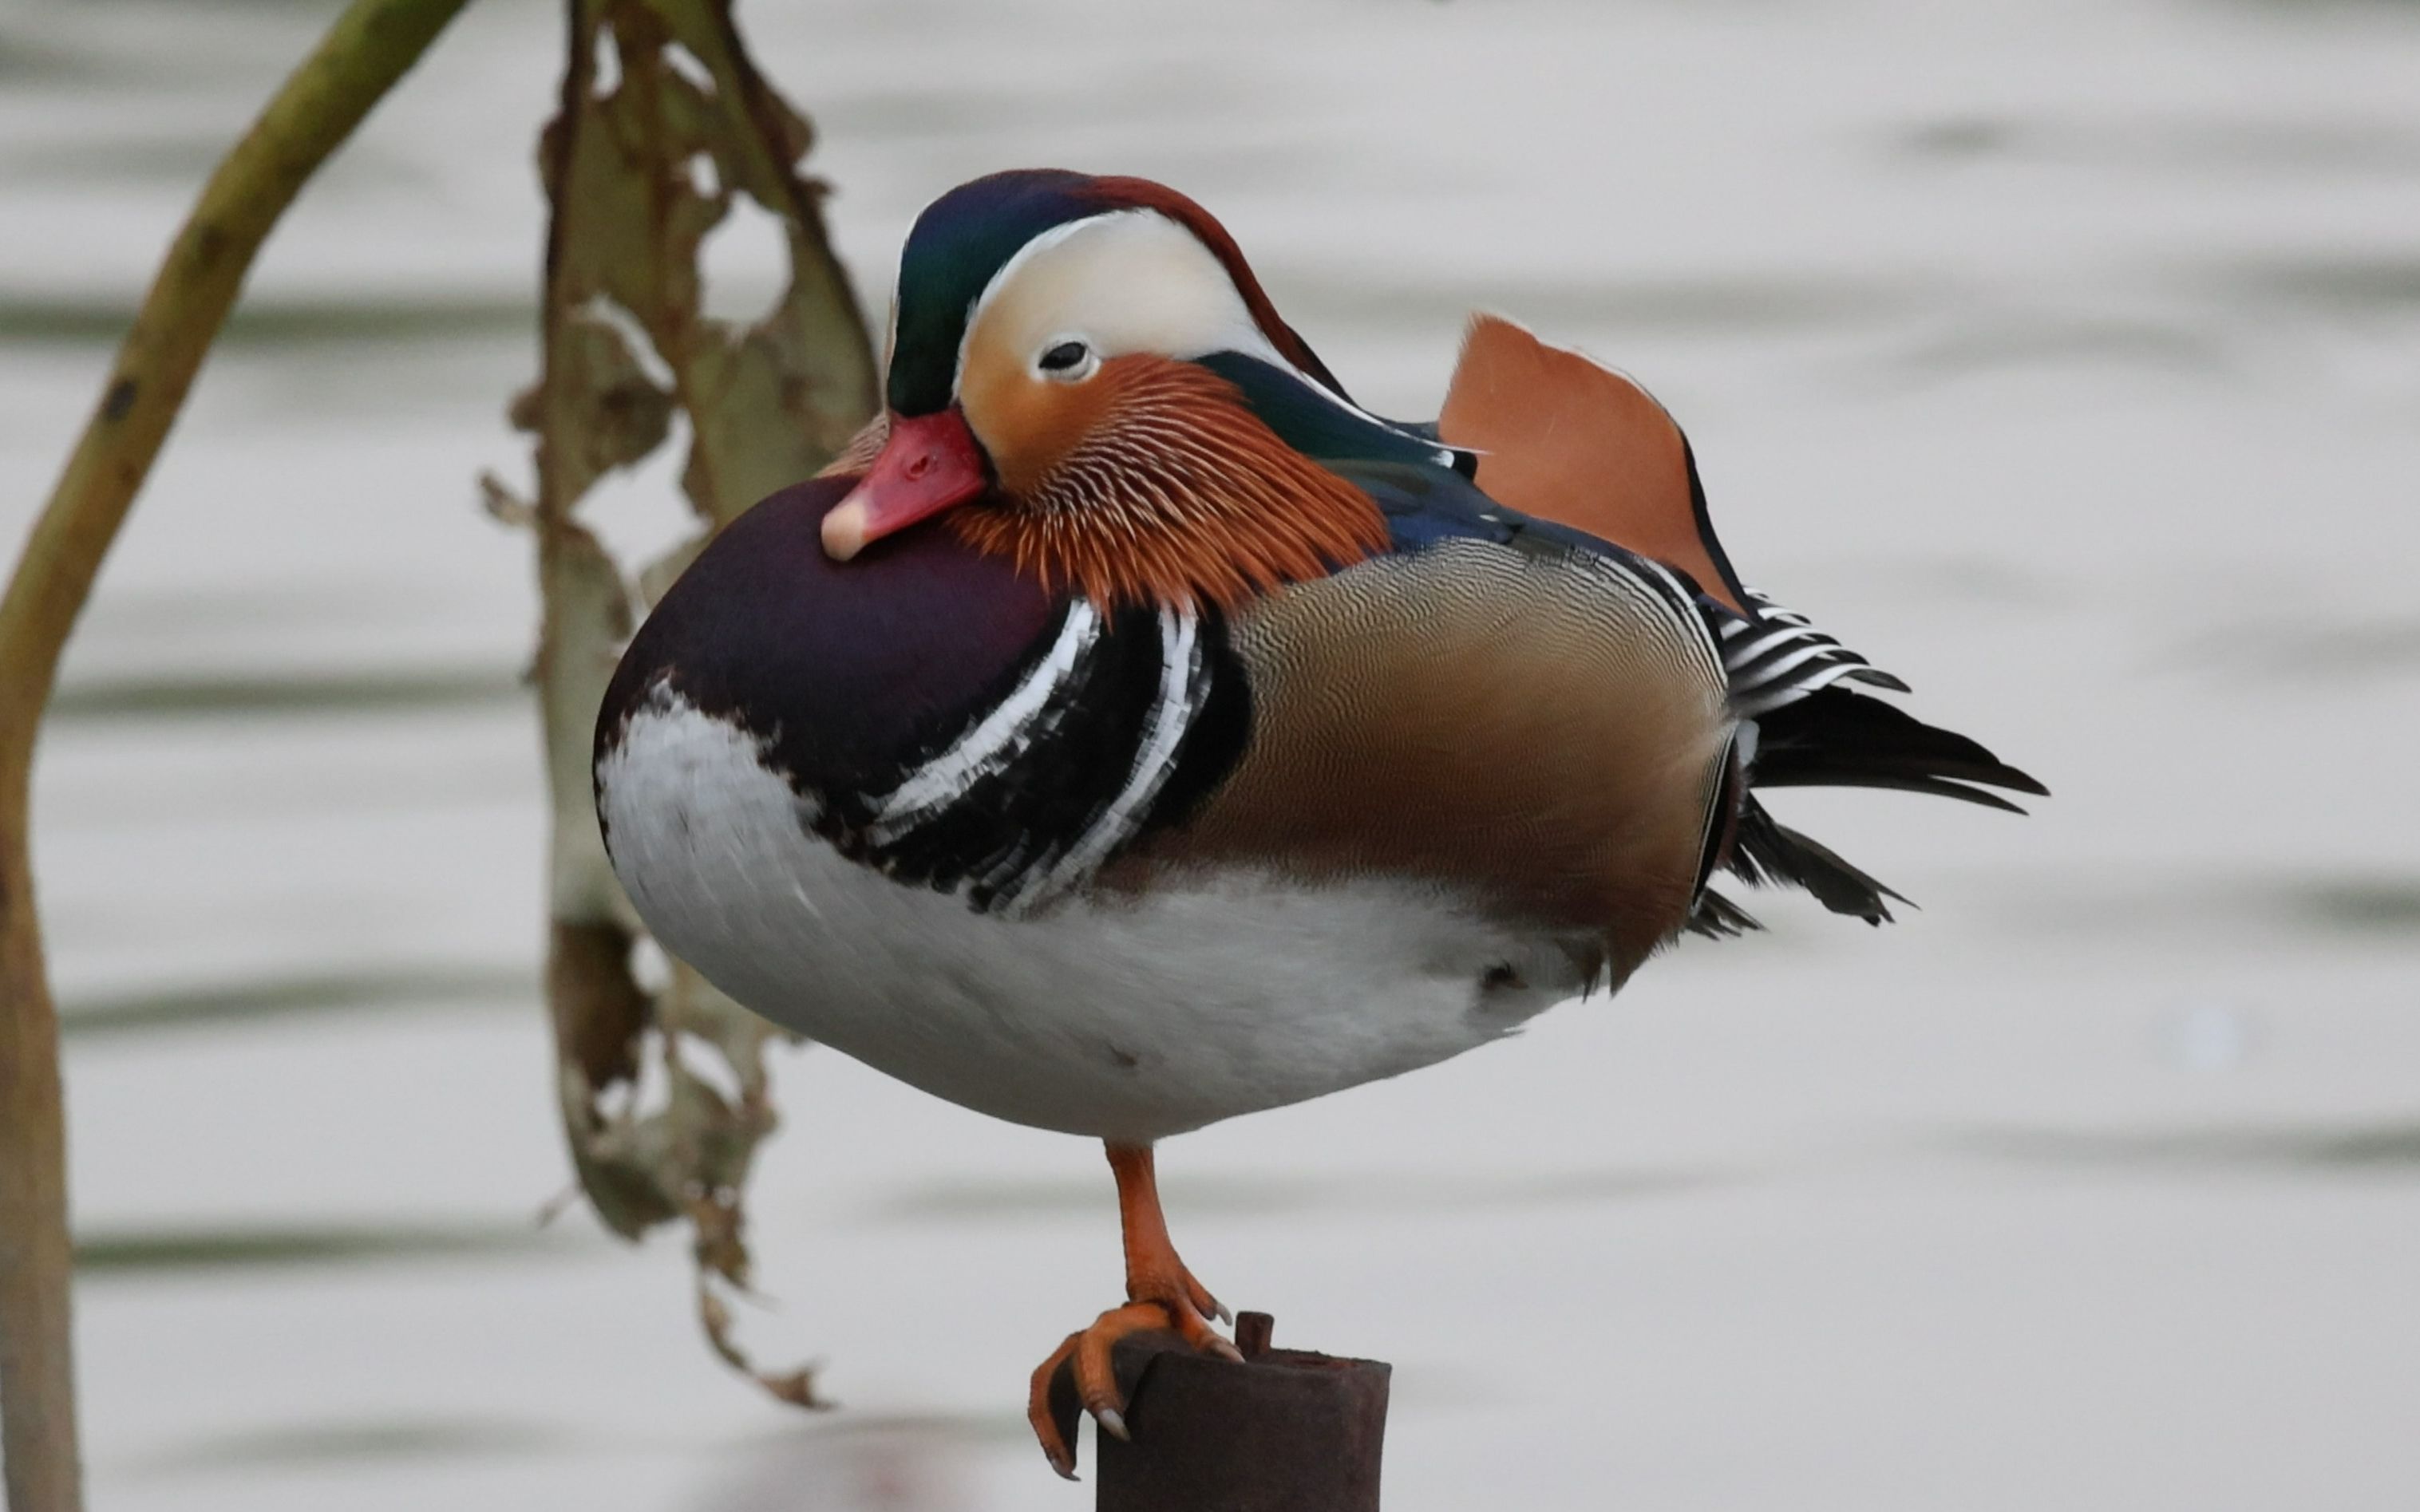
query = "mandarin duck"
xmin=593 ymin=168 xmax=2042 ymax=1477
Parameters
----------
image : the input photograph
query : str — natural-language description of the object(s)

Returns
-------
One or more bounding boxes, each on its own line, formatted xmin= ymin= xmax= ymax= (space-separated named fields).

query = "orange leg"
xmin=1026 ymin=1143 xmax=1240 ymax=1478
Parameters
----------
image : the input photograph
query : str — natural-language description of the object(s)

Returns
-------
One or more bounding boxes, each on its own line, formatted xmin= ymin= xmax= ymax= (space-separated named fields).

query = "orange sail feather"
xmin=1438 ymin=314 xmax=1750 ymax=615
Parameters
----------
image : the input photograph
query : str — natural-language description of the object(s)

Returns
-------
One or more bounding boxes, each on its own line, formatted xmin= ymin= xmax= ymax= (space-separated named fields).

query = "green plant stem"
xmin=0 ymin=2 xmax=473 ymax=1506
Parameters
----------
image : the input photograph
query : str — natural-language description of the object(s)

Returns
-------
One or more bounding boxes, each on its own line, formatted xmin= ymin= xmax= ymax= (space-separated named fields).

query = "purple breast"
xmin=596 ymin=476 xmax=1058 ymax=799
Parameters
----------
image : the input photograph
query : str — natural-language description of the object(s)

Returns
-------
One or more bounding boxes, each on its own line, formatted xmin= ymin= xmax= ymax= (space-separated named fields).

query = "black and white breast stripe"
xmin=865 ymin=602 xmax=1106 ymax=841
xmin=1022 ymin=609 xmax=1206 ymax=906
xmin=829 ymin=601 xmax=1247 ymax=915
xmin=1719 ymin=590 xmax=1910 ymax=717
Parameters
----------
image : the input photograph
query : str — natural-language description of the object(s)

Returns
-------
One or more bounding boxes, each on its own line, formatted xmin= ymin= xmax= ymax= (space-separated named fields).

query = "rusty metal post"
xmin=1093 ymin=1313 xmax=1391 ymax=1511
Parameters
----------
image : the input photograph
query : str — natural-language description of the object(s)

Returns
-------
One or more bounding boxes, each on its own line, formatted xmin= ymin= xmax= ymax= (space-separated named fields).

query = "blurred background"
xmin=5 ymin=0 xmax=2418 ymax=1507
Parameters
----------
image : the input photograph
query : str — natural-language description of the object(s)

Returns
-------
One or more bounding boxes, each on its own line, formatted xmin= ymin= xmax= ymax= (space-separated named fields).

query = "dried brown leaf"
xmin=512 ymin=0 xmax=877 ymax=1407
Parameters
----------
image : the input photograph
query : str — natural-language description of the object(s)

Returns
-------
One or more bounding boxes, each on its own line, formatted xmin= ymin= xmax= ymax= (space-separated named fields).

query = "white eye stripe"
xmin=959 ymin=211 xmax=1275 ymax=395
xmin=955 ymin=212 xmax=1121 ymax=399
xmin=951 ymin=207 xmax=1438 ymax=463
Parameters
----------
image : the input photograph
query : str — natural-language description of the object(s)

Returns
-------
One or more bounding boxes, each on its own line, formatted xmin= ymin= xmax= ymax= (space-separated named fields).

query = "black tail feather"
xmin=1686 ymin=886 xmax=1762 ymax=938
xmin=1693 ymin=685 xmax=2042 ymax=931
xmin=1750 ymin=687 xmax=2046 ymax=807
xmin=1752 ymin=768 xmax=2033 ymax=813
xmin=1726 ymin=797 xmax=1908 ymax=925
xmin=1685 ymin=585 xmax=2041 ymax=935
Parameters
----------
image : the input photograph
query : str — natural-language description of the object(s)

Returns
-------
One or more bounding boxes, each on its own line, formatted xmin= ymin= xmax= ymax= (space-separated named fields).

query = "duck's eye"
xmin=1036 ymin=339 xmax=1096 ymax=380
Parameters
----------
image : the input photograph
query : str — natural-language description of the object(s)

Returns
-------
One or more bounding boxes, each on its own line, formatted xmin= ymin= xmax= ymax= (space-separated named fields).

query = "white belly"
xmin=595 ymin=695 xmax=1580 ymax=1141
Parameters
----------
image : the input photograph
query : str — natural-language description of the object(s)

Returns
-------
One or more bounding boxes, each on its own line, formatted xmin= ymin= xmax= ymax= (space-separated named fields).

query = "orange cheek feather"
xmin=956 ymin=356 xmax=1389 ymax=614
xmin=959 ymin=353 xmax=1117 ymax=500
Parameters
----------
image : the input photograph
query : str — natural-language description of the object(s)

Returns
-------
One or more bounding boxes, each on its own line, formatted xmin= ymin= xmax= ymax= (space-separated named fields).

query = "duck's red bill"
xmin=821 ymin=410 xmax=988 ymax=562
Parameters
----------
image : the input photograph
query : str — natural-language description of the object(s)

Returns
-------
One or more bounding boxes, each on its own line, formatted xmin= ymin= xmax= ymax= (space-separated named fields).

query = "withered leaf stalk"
xmin=492 ymin=0 xmax=879 ymax=1406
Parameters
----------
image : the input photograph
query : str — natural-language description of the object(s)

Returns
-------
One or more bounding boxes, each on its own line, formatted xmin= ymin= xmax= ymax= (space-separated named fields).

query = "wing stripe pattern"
xmin=1721 ymin=590 xmax=1911 ymax=717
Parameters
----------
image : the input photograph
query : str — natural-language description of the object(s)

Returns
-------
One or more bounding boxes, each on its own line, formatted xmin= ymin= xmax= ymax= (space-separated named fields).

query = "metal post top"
xmin=1091 ymin=1312 xmax=1394 ymax=1511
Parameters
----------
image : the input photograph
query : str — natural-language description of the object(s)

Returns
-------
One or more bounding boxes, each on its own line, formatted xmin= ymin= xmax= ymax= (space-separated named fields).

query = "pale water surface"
xmin=3 ymin=1 xmax=2417 ymax=1507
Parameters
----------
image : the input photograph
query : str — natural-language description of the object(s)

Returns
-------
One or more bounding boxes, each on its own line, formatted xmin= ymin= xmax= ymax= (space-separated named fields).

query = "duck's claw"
xmin=1184 ymin=1269 xmax=1232 ymax=1328
xmin=1029 ymin=1329 xmax=1086 ymax=1480
xmin=1024 ymin=1293 xmax=1238 ymax=1478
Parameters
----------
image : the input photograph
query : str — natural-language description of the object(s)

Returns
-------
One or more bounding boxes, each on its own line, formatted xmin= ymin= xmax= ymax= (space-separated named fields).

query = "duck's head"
xmin=820 ymin=169 xmax=1388 ymax=612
